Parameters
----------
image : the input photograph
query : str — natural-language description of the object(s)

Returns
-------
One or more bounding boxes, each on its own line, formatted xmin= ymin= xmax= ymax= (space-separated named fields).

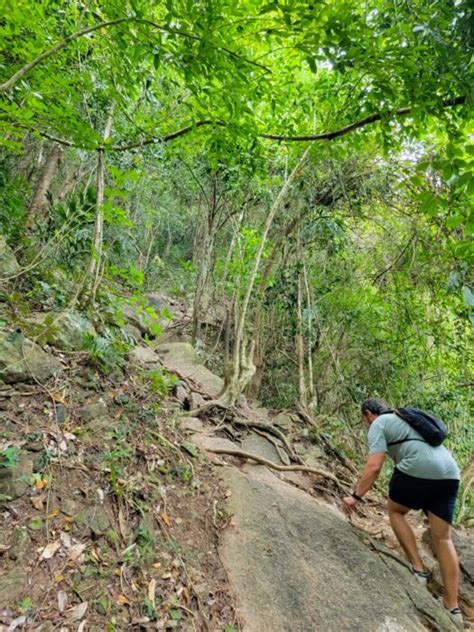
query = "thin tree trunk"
xmin=296 ymin=269 xmax=307 ymax=408
xmin=302 ymin=261 xmax=315 ymax=407
xmin=216 ymin=147 xmax=310 ymax=406
xmin=81 ymin=113 xmax=113 ymax=305
xmin=26 ymin=143 xmax=62 ymax=226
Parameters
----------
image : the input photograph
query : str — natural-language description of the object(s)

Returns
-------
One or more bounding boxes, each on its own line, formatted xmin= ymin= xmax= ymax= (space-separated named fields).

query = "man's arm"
xmin=342 ymin=452 xmax=385 ymax=514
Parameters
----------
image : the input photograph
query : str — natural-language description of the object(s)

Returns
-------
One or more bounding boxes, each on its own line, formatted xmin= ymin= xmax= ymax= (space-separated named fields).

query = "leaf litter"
xmin=0 ymin=358 xmax=239 ymax=630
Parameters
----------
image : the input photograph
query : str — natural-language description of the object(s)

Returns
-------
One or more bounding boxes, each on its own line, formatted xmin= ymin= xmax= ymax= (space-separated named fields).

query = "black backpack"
xmin=383 ymin=407 xmax=448 ymax=447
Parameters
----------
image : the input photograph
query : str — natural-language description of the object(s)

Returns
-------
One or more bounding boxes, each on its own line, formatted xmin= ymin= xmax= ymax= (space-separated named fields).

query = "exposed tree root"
xmin=206 ymin=447 xmax=347 ymax=491
xmin=231 ymin=419 xmax=303 ymax=464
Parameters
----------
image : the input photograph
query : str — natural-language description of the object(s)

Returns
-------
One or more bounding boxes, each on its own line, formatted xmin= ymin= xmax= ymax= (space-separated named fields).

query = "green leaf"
xmin=462 ymin=286 xmax=474 ymax=307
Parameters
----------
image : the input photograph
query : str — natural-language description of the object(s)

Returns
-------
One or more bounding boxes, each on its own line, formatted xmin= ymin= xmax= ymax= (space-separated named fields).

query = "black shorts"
xmin=389 ymin=468 xmax=459 ymax=524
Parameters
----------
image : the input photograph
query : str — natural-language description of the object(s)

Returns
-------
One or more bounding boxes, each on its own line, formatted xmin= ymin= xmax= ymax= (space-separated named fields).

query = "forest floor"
xmin=0 ymin=296 xmax=472 ymax=631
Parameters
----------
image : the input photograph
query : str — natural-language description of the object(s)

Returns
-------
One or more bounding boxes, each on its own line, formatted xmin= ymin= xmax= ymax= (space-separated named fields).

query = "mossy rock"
xmin=0 ymin=330 xmax=62 ymax=384
xmin=38 ymin=310 xmax=96 ymax=351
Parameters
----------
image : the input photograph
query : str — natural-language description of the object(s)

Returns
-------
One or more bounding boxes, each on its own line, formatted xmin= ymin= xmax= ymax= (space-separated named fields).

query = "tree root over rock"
xmin=206 ymin=447 xmax=347 ymax=491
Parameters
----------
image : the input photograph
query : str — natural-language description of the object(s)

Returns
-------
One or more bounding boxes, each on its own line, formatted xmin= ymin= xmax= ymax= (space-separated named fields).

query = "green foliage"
xmin=17 ymin=596 xmax=33 ymax=613
xmin=82 ymin=331 xmax=130 ymax=372
xmin=147 ymin=368 xmax=179 ymax=397
xmin=0 ymin=446 xmax=20 ymax=469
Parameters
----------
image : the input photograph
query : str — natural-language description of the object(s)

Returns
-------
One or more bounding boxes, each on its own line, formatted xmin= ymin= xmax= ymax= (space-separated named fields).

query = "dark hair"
xmin=361 ymin=398 xmax=391 ymax=416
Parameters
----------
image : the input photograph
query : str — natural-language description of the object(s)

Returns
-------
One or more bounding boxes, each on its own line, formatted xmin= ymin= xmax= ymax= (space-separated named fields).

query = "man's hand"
xmin=342 ymin=496 xmax=358 ymax=515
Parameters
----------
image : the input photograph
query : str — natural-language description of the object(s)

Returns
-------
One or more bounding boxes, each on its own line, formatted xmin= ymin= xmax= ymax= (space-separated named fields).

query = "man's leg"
xmin=428 ymin=511 xmax=459 ymax=609
xmin=387 ymin=499 xmax=424 ymax=570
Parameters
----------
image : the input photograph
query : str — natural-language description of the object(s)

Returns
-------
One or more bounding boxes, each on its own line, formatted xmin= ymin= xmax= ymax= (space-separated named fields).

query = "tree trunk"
xmin=296 ymin=269 xmax=308 ymax=408
xmin=215 ymin=147 xmax=310 ymax=407
xmin=26 ymin=143 xmax=62 ymax=226
xmin=302 ymin=261 xmax=316 ymax=408
xmin=192 ymin=223 xmax=214 ymax=345
xmin=81 ymin=114 xmax=113 ymax=305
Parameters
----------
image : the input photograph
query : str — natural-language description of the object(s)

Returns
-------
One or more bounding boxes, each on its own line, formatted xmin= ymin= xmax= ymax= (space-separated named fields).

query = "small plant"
xmin=83 ymin=331 xmax=130 ymax=372
xmin=141 ymin=597 xmax=157 ymax=619
xmin=147 ymin=368 xmax=179 ymax=397
xmin=0 ymin=447 xmax=20 ymax=469
xmin=18 ymin=596 xmax=33 ymax=613
xmin=136 ymin=524 xmax=156 ymax=548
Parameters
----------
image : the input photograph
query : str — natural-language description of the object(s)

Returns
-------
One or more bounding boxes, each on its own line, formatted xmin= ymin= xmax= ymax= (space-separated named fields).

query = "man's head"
xmin=361 ymin=398 xmax=390 ymax=426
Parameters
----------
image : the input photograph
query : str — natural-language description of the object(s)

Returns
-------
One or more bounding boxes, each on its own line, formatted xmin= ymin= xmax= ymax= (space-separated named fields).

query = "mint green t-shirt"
xmin=367 ymin=413 xmax=460 ymax=480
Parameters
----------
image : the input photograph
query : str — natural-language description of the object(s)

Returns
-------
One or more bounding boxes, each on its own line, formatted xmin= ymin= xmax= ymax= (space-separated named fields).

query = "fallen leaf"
xmin=52 ymin=392 xmax=66 ymax=404
xmin=68 ymin=543 xmax=87 ymax=563
xmin=117 ymin=594 xmax=130 ymax=606
xmin=40 ymin=540 xmax=61 ymax=560
xmin=55 ymin=575 xmax=65 ymax=583
xmin=60 ymin=532 xmax=72 ymax=549
xmin=57 ymin=590 xmax=67 ymax=613
xmin=77 ymin=621 xmax=87 ymax=632
xmin=67 ymin=602 xmax=88 ymax=621
xmin=31 ymin=495 xmax=45 ymax=511
xmin=161 ymin=513 xmax=171 ymax=526
xmin=147 ymin=578 xmax=156 ymax=604
xmin=48 ymin=507 xmax=60 ymax=518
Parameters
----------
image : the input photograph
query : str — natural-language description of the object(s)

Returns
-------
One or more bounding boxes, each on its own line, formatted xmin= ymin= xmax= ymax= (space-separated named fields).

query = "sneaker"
xmin=411 ymin=566 xmax=430 ymax=585
xmin=442 ymin=604 xmax=464 ymax=629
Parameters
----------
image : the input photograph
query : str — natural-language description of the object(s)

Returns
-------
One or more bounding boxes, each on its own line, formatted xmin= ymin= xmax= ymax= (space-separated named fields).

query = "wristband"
xmin=351 ymin=492 xmax=363 ymax=501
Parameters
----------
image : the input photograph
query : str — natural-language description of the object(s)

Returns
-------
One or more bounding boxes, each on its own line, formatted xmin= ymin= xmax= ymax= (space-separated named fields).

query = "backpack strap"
xmin=387 ymin=437 xmax=426 ymax=447
xmin=387 ymin=410 xmax=427 ymax=447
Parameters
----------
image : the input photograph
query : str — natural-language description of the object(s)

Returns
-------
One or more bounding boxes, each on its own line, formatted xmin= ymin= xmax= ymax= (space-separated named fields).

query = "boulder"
xmin=0 ymin=235 xmax=20 ymax=278
xmin=220 ymin=466 xmax=458 ymax=631
xmin=0 ymin=331 xmax=62 ymax=384
xmin=121 ymin=301 xmax=162 ymax=339
xmin=180 ymin=417 xmax=204 ymax=433
xmin=38 ymin=310 xmax=96 ymax=351
xmin=271 ymin=412 xmax=294 ymax=431
xmin=130 ymin=345 xmax=161 ymax=367
xmin=0 ymin=454 xmax=34 ymax=499
xmin=157 ymin=342 xmax=223 ymax=398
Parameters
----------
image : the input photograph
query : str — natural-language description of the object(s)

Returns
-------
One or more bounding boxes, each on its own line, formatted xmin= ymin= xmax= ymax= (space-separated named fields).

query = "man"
xmin=342 ymin=398 xmax=463 ymax=628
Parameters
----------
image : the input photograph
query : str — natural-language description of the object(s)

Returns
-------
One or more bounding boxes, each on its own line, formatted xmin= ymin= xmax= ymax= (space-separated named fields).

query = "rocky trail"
xmin=152 ymin=339 xmax=474 ymax=632
xmin=0 ymin=292 xmax=472 ymax=631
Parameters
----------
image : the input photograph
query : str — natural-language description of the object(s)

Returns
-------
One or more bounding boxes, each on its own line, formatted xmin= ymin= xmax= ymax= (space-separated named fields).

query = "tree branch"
xmin=372 ymin=233 xmax=417 ymax=284
xmin=20 ymin=95 xmax=467 ymax=152
xmin=0 ymin=17 xmax=269 ymax=95
xmin=261 ymin=96 xmax=467 ymax=141
xmin=0 ymin=19 xmax=131 ymax=94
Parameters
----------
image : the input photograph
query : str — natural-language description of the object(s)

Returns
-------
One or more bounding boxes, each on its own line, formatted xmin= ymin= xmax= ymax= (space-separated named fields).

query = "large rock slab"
xmin=157 ymin=342 xmax=223 ymax=397
xmin=220 ymin=466 xmax=457 ymax=632
xmin=0 ymin=331 xmax=62 ymax=383
xmin=0 ymin=235 xmax=20 ymax=278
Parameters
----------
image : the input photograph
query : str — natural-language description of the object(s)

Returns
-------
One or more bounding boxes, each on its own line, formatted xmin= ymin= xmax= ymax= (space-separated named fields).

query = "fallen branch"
xmin=206 ymin=447 xmax=346 ymax=491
